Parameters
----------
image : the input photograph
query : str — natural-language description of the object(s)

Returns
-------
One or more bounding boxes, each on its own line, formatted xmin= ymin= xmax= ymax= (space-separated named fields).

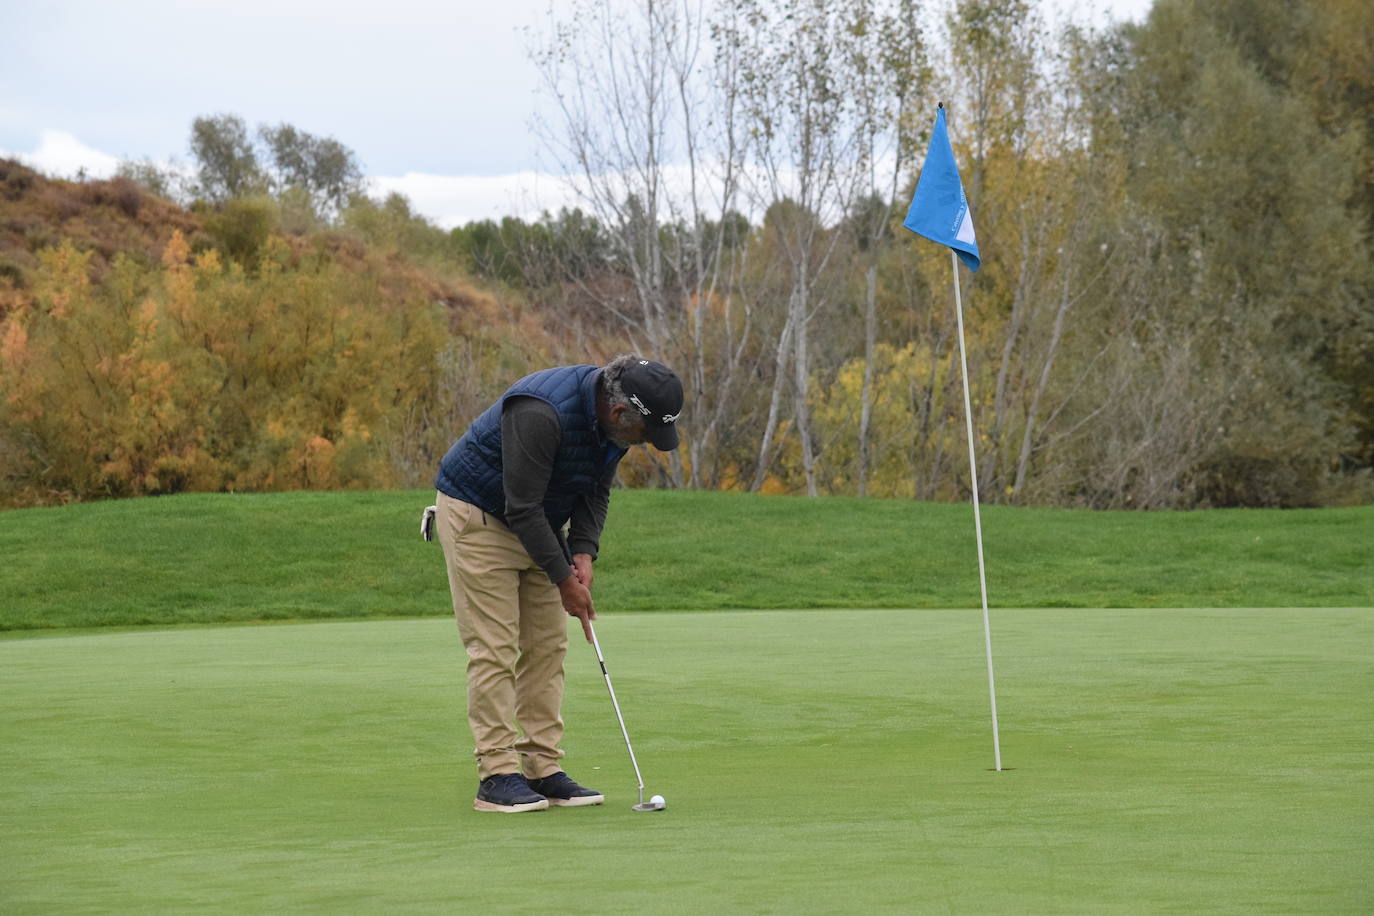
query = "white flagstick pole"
xmin=950 ymin=249 xmax=1003 ymax=772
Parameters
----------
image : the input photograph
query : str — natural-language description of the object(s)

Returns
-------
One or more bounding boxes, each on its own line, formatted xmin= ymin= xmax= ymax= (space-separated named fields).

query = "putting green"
xmin=3 ymin=609 xmax=1370 ymax=913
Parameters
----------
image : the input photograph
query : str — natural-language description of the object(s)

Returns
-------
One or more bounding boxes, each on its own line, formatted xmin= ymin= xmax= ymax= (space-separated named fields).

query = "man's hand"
xmin=558 ymin=574 xmax=596 ymax=642
xmin=572 ymin=553 xmax=595 ymax=589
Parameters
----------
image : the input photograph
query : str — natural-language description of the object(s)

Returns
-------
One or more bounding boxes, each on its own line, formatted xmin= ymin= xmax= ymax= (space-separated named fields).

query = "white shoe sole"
xmin=473 ymin=797 xmax=550 ymax=813
xmin=546 ymin=794 xmax=605 ymax=807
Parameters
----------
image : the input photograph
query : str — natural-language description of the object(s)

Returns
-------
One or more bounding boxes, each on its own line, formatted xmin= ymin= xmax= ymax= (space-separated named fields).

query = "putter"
xmin=587 ymin=621 xmax=665 ymax=812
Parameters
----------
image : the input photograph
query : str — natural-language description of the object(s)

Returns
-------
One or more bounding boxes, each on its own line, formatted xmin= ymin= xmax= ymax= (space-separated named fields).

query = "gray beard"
xmin=606 ymin=416 xmax=639 ymax=449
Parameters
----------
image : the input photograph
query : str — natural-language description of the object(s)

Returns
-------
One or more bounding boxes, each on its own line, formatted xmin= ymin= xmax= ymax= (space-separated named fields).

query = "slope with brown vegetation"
xmin=1 ymin=161 xmax=199 ymax=313
xmin=0 ymin=160 xmax=561 ymax=507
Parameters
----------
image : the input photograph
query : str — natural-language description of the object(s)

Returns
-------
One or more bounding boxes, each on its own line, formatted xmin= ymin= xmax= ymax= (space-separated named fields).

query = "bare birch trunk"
xmin=750 ymin=311 xmax=795 ymax=492
xmin=858 ymin=263 xmax=877 ymax=497
xmin=792 ymin=271 xmax=817 ymax=497
xmin=1012 ymin=271 xmax=1072 ymax=496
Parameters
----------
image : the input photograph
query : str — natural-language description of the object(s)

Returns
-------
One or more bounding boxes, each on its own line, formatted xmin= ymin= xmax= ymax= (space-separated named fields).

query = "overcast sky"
xmin=1 ymin=0 xmax=1153 ymax=227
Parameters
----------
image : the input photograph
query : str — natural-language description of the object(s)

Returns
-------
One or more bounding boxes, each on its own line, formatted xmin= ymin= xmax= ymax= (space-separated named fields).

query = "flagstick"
xmin=950 ymin=249 xmax=1003 ymax=772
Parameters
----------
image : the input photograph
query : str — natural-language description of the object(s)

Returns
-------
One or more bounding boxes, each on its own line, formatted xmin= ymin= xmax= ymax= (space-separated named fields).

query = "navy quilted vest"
xmin=435 ymin=365 xmax=627 ymax=530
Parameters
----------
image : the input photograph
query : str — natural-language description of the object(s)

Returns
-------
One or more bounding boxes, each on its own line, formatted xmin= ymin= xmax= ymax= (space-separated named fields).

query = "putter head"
xmin=632 ymin=794 xmax=666 ymax=812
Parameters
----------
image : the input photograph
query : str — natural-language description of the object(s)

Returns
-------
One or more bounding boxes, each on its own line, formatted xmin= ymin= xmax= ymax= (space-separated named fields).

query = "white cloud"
xmin=373 ymin=162 xmax=769 ymax=230
xmin=1 ymin=130 xmax=121 ymax=180
xmin=369 ymin=171 xmax=580 ymax=229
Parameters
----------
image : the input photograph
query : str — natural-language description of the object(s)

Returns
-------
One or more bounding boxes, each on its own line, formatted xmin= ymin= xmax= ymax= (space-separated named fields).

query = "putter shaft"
xmin=588 ymin=621 xmax=646 ymax=806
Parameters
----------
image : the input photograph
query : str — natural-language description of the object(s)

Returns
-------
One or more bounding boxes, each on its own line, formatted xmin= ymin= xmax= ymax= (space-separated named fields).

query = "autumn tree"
xmin=258 ymin=122 xmax=365 ymax=219
xmin=188 ymin=114 xmax=364 ymax=222
xmin=190 ymin=114 xmax=267 ymax=204
xmin=1099 ymin=0 xmax=1366 ymax=505
xmin=531 ymin=0 xmax=754 ymax=487
xmin=0 ymin=230 xmax=453 ymax=505
xmin=731 ymin=0 xmax=928 ymax=495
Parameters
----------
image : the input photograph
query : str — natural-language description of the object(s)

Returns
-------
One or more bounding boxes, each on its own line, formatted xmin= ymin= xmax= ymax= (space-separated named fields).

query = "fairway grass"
xmin=3 ymin=609 xmax=1370 ymax=913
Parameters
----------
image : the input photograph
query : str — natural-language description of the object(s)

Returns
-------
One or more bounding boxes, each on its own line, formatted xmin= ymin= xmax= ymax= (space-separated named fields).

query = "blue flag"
xmin=903 ymin=105 xmax=980 ymax=272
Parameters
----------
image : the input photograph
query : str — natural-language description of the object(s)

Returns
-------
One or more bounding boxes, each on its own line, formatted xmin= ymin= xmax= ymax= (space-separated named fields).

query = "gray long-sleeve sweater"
xmin=499 ymin=395 xmax=615 ymax=584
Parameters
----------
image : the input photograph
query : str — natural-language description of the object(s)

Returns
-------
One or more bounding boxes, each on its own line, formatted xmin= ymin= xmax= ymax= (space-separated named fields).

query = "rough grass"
xmin=2 ymin=490 xmax=1371 ymax=632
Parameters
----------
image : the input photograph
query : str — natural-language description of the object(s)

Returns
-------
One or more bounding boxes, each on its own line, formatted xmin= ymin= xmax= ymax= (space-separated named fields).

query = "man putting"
xmin=433 ymin=355 xmax=684 ymax=812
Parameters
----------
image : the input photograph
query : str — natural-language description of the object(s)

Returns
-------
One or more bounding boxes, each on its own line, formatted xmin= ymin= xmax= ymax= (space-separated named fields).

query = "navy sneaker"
xmin=526 ymin=771 xmax=605 ymax=807
xmin=474 ymin=773 xmax=549 ymax=813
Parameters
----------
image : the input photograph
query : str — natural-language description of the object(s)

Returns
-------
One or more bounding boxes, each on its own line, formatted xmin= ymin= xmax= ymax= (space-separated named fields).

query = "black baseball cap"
xmin=619 ymin=358 xmax=684 ymax=451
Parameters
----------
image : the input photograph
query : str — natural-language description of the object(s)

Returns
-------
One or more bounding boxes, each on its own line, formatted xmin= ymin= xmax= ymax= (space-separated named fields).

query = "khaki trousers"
xmin=435 ymin=492 xmax=569 ymax=781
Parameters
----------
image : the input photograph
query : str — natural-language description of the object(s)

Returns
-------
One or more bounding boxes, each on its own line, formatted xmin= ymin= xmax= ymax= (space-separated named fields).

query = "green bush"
xmin=204 ymin=196 xmax=278 ymax=265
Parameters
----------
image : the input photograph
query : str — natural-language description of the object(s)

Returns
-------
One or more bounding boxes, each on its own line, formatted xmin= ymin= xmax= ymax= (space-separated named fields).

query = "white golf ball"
xmin=650 ymin=794 xmax=666 ymax=807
